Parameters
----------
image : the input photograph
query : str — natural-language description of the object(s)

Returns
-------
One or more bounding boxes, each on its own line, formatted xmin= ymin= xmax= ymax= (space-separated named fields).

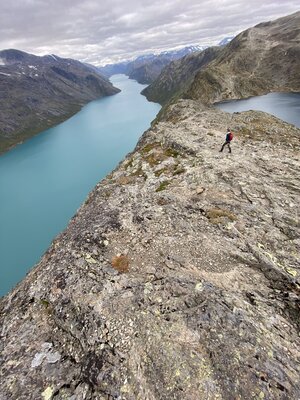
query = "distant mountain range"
xmin=98 ymin=38 xmax=234 ymax=86
xmin=218 ymin=36 xmax=234 ymax=46
xmin=143 ymin=12 xmax=300 ymax=105
xmin=0 ymin=49 xmax=119 ymax=153
xmin=98 ymin=45 xmax=208 ymax=84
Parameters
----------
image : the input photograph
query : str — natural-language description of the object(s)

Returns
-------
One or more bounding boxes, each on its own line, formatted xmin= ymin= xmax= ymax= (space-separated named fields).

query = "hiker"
xmin=220 ymin=128 xmax=233 ymax=153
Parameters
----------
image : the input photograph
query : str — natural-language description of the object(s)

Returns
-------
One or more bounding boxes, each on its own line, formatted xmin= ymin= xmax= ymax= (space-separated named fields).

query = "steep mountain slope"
xmin=142 ymin=46 xmax=221 ymax=104
xmin=187 ymin=11 xmax=300 ymax=104
xmin=0 ymin=50 xmax=120 ymax=153
xmin=1 ymin=99 xmax=299 ymax=399
xmin=98 ymin=45 xmax=207 ymax=84
xmin=127 ymin=56 xmax=175 ymax=84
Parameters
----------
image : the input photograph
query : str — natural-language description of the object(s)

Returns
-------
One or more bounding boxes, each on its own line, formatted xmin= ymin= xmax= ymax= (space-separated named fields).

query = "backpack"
xmin=228 ymin=132 xmax=233 ymax=141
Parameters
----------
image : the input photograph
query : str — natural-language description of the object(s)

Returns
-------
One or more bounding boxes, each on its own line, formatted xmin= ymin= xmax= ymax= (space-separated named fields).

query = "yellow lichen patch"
xmin=286 ymin=267 xmax=297 ymax=277
xmin=85 ymin=254 xmax=98 ymax=264
xmin=111 ymin=254 xmax=130 ymax=273
xmin=42 ymin=386 xmax=54 ymax=400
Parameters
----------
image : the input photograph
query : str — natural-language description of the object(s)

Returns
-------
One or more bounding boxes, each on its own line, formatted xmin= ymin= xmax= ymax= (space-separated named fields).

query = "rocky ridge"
xmin=0 ymin=49 xmax=120 ymax=154
xmin=0 ymin=99 xmax=299 ymax=399
xmin=187 ymin=11 xmax=300 ymax=104
xmin=142 ymin=12 xmax=300 ymax=106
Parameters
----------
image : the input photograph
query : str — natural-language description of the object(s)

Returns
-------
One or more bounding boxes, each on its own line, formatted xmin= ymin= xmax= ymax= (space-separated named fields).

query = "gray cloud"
xmin=0 ymin=0 xmax=299 ymax=65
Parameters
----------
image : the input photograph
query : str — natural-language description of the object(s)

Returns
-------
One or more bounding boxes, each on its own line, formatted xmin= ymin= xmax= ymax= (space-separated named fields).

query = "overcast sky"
xmin=0 ymin=1 xmax=299 ymax=65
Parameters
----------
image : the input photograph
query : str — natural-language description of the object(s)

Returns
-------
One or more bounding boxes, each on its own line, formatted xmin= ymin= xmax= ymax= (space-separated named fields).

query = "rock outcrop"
xmin=1 ymin=99 xmax=299 ymax=399
xmin=0 ymin=49 xmax=120 ymax=154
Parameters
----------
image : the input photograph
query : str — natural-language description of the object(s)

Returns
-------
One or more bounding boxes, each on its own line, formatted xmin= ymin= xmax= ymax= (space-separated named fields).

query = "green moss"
xmin=40 ymin=299 xmax=50 ymax=307
xmin=156 ymin=180 xmax=171 ymax=192
xmin=124 ymin=158 xmax=133 ymax=169
xmin=165 ymin=148 xmax=179 ymax=158
xmin=140 ymin=142 xmax=162 ymax=154
xmin=155 ymin=168 xmax=168 ymax=177
xmin=173 ymin=167 xmax=185 ymax=176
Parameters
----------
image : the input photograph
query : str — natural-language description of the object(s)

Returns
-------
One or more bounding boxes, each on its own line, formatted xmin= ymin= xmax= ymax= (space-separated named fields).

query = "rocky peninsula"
xmin=0 ymin=97 xmax=299 ymax=399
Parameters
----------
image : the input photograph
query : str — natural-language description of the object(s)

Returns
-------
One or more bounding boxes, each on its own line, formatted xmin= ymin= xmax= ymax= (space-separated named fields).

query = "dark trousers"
xmin=220 ymin=141 xmax=231 ymax=153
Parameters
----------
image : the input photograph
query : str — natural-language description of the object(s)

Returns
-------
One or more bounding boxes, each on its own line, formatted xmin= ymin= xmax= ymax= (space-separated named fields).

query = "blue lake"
xmin=215 ymin=92 xmax=300 ymax=128
xmin=0 ymin=75 xmax=160 ymax=297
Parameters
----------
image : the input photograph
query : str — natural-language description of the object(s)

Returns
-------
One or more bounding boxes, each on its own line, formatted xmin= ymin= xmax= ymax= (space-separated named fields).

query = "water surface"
xmin=215 ymin=92 xmax=300 ymax=128
xmin=0 ymin=75 xmax=160 ymax=296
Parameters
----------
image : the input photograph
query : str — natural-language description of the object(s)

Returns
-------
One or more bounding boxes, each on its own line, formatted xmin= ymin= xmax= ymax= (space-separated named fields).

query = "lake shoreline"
xmin=215 ymin=91 xmax=300 ymax=128
xmin=0 ymin=74 xmax=160 ymax=296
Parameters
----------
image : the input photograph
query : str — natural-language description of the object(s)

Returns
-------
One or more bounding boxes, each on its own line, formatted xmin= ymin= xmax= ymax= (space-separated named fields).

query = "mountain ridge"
xmin=98 ymin=45 xmax=208 ymax=84
xmin=142 ymin=11 xmax=300 ymax=106
xmin=186 ymin=11 xmax=300 ymax=104
xmin=0 ymin=49 xmax=120 ymax=154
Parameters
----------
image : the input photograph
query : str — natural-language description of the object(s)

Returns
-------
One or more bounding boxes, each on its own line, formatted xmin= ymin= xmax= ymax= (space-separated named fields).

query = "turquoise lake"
xmin=0 ymin=75 xmax=160 ymax=297
xmin=215 ymin=92 xmax=300 ymax=128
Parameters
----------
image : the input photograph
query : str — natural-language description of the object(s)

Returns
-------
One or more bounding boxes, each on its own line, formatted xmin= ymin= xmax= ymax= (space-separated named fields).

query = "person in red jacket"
xmin=220 ymin=128 xmax=233 ymax=153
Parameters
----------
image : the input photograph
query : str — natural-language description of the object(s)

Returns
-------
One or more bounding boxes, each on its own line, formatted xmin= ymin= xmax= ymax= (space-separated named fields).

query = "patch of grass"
xmin=131 ymin=166 xmax=147 ymax=180
xmin=173 ymin=166 xmax=185 ymax=176
xmin=140 ymin=142 xmax=162 ymax=154
xmin=156 ymin=180 xmax=171 ymax=192
xmin=144 ymin=152 xmax=165 ymax=167
xmin=124 ymin=158 xmax=134 ymax=170
xmin=165 ymin=148 xmax=179 ymax=158
xmin=40 ymin=299 xmax=50 ymax=307
xmin=206 ymin=208 xmax=237 ymax=224
xmin=155 ymin=167 xmax=168 ymax=177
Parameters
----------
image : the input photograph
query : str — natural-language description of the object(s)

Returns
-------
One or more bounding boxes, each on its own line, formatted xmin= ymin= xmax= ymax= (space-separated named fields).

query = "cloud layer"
xmin=0 ymin=0 xmax=299 ymax=65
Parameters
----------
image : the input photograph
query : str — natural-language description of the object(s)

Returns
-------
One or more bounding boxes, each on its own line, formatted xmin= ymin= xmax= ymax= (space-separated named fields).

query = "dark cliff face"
xmin=0 ymin=50 xmax=120 ymax=154
xmin=142 ymin=46 xmax=222 ymax=104
xmin=186 ymin=11 xmax=300 ymax=104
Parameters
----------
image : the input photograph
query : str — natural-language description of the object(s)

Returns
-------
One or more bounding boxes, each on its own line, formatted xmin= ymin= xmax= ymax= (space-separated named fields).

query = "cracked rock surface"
xmin=0 ymin=99 xmax=300 ymax=399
